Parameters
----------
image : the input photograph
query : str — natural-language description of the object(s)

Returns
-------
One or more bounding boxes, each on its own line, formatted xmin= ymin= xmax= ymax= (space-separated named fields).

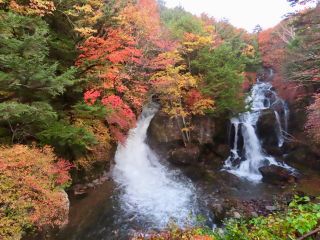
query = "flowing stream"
xmin=224 ymin=74 xmax=293 ymax=182
xmin=112 ymin=103 xmax=198 ymax=229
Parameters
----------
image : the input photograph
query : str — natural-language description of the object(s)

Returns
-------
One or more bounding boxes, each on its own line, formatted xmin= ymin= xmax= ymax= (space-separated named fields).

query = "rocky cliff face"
xmin=282 ymin=102 xmax=320 ymax=170
xmin=255 ymin=104 xmax=320 ymax=170
xmin=147 ymin=111 xmax=230 ymax=168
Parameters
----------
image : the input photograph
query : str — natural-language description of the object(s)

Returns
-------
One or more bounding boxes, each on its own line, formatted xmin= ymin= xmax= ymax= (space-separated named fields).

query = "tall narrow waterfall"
xmin=112 ymin=103 xmax=197 ymax=228
xmin=224 ymin=79 xmax=292 ymax=182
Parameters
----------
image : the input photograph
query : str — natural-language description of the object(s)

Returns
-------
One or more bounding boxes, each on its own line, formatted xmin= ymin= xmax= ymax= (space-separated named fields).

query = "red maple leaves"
xmin=77 ymin=28 xmax=142 ymax=66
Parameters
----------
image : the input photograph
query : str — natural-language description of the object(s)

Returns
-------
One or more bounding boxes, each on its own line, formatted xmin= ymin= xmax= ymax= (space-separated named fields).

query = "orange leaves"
xmin=193 ymin=236 xmax=214 ymax=240
xmin=258 ymin=26 xmax=286 ymax=68
xmin=84 ymin=90 xmax=101 ymax=105
xmin=0 ymin=145 xmax=71 ymax=238
xmin=119 ymin=0 xmax=161 ymax=44
xmin=186 ymin=89 xmax=215 ymax=115
xmin=149 ymin=51 xmax=183 ymax=70
xmin=107 ymin=46 xmax=142 ymax=64
xmin=77 ymin=28 xmax=142 ymax=66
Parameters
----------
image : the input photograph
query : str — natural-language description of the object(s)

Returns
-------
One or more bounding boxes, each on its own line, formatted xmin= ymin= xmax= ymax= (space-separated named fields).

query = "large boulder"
xmin=169 ymin=145 xmax=200 ymax=165
xmin=59 ymin=190 xmax=70 ymax=228
xmin=191 ymin=115 xmax=216 ymax=144
xmin=259 ymin=165 xmax=297 ymax=185
xmin=257 ymin=109 xmax=280 ymax=149
xmin=283 ymin=145 xmax=320 ymax=170
xmin=147 ymin=112 xmax=183 ymax=145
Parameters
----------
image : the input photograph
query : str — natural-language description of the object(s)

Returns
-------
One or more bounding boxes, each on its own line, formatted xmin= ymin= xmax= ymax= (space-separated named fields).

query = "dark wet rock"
xmin=218 ymin=171 xmax=241 ymax=188
xmin=72 ymin=171 xmax=111 ymax=196
xmin=259 ymin=165 xmax=297 ymax=185
xmin=271 ymin=100 xmax=285 ymax=113
xmin=147 ymin=110 xmax=230 ymax=169
xmin=169 ymin=145 xmax=200 ymax=165
xmin=192 ymin=115 xmax=216 ymax=144
xmin=264 ymin=146 xmax=283 ymax=157
xmin=199 ymin=150 xmax=224 ymax=169
xmin=147 ymin=111 xmax=232 ymax=148
xmin=147 ymin=112 xmax=183 ymax=145
xmin=283 ymin=144 xmax=320 ymax=170
xmin=257 ymin=109 xmax=279 ymax=148
xmin=148 ymin=112 xmax=216 ymax=146
xmin=215 ymin=144 xmax=230 ymax=158
xmin=205 ymin=171 xmax=241 ymax=192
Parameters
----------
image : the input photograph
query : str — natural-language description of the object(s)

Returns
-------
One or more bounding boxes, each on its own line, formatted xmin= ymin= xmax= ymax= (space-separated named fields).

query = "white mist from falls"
xmin=224 ymin=74 xmax=293 ymax=182
xmin=112 ymin=103 xmax=197 ymax=228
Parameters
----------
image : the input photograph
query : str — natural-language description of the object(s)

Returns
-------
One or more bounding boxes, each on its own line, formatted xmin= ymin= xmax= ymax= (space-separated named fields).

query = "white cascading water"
xmin=274 ymin=110 xmax=284 ymax=147
xmin=224 ymin=77 xmax=293 ymax=182
xmin=112 ymin=103 xmax=197 ymax=228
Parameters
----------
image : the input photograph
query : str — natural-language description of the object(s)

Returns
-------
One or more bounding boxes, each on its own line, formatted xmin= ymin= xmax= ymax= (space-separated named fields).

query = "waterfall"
xmin=230 ymin=119 xmax=240 ymax=159
xmin=274 ymin=110 xmax=284 ymax=147
xmin=224 ymin=80 xmax=293 ymax=182
xmin=284 ymin=103 xmax=289 ymax=133
xmin=112 ymin=103 xmax=198 ymax=228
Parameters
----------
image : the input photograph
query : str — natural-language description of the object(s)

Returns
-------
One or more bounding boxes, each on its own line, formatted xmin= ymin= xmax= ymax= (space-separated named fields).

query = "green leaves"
xmin=192 ymin=44 xmax=246 ymax=115
xmin=0 ymin=102 xmax=57 ymax=142
xmin=213 ymin=196 xmax=320 ymax=240
xmin=37 ymin=121 xmax=97 ymax=158
xmin=160 ymin=7 xmax=205 ymax=39
xmin=73 ymin=102 xmax=108 ymax=120
xmin=0 ymin=11 xmax=76 ymax=102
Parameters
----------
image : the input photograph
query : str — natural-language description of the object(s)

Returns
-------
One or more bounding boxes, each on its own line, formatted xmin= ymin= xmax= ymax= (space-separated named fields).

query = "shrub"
xmin=0 ymin=145 xmax=72 ymax=240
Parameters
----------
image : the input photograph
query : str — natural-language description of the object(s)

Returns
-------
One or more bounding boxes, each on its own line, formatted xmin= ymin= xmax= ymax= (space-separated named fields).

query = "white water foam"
xmin=112 ymin=103 xmax=197 ymax=228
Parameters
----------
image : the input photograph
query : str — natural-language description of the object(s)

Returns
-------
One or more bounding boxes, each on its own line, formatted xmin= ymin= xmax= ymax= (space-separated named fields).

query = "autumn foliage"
xmin=1 ymin=0 xmax=55 ymax=16
xmin=77 ymin=0 xmax=165 ymax=142
xmin=258 ymin=26 xmax=286 ymax=69
xmin=305 ymin=93 xmax=320 ymax=143
xmin=0 ymin=145 xmax=72 ymax=239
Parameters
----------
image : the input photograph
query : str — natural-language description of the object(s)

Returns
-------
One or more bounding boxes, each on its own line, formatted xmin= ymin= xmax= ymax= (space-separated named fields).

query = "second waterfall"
xmin=224 ymin=73 xmax=293 ymax=182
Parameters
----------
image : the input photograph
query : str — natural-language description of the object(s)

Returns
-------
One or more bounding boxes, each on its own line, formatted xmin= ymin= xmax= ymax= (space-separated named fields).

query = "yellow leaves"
xmin=151 ymin=48 xmax=214 ymax=121
xmin=7 ymin=0 xmax=55 ymax=16
xmin=152 ymin=65 xmax=198 ymax=97
xmin=190 ymin=98 xmax=215 ymax=115
xmin=74 ymin=4 xmax=94 ymax=14
xmin=65 ymin=0 xmax=104 ymax=38
xmin=242 ymin=44 xmax=255 ymax=57
xmin=119 ymin=0 xmax=161 ymax=41
xmin=182 ymin=32 xmax=214 ymax=53
xmin=74 ymin=27 xmax=97 ymax=37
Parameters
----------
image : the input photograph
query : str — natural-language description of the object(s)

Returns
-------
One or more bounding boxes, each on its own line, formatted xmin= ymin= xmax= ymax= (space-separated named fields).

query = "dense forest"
xmin=0 ymin=0 xmax=320 ymax=239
